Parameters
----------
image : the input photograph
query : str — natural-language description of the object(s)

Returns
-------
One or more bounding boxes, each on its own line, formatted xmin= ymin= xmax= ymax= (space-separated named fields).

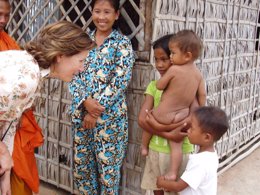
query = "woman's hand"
xmin=145 ymin=110 xmax=165 ymax=130
xmin=83 ymin=114 xmax=98 ymax=129
xmin=0 ymin=170 xmax=11 ymax=195
xmin=160 ymin=123 xmax=189 ymax=142
xmin=83 ymin=98 xmax=105 ymax=118
xmin=0 ymin=142 xmax=13 ymax=175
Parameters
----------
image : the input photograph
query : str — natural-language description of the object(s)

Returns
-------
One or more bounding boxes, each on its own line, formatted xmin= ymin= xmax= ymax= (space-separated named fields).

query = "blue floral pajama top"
xmin=69 ymin=29 xmax=134 ymax=195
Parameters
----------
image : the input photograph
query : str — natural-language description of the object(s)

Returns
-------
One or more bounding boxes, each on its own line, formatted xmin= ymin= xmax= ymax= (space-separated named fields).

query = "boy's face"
xmin=187 ymin=115 xmax=205 ymax=145
xmin=169 ymin=42 xmax=191 ymax=65
xmin=154 ymin=47 xmax=171 ymax=76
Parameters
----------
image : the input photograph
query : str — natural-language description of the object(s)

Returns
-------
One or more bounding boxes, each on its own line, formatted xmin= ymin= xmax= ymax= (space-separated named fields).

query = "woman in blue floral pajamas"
xmin=69 ymin=0 xmax=135 ymax=194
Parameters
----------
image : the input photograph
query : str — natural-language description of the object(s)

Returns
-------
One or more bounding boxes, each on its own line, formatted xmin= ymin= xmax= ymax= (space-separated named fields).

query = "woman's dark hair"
xmin=193 ymin=106 xmax=229 ymax=141
xmin=91 ymin=0 xmax=120 ymax=29
xmin=91 ymin=0 xmax=119 ymax=11
xmin=152 ymin=34 xmax=174 ymax=57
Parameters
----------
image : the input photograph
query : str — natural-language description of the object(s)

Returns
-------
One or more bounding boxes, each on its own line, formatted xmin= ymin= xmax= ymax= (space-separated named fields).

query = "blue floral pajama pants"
xmin=73 ymin=118 xmax=128 ymax=195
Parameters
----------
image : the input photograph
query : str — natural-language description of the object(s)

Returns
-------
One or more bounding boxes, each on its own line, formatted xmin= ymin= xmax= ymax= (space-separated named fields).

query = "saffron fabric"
xmin=11 ymin=171 xmax=32 ymax=195
xmin=12 ymin=109 xmax=43 ymax=193
xmin=0 ymin=31 xmax=20 ymax=51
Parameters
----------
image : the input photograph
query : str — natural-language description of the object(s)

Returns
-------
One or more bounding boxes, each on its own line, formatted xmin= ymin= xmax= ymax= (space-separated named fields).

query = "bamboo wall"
xmin=6 ymin=0 xmax=260 ymax=194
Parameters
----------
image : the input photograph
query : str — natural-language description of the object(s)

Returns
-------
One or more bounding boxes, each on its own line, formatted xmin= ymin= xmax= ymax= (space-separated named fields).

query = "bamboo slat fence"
xmin=5 ymin=0 xmax=260 ymax=194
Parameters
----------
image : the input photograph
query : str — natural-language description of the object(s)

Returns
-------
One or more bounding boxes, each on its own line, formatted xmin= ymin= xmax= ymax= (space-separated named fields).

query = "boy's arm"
xmin=156 ymin=67 xmax=175 ymax=90
xmin=157 ymin=176 xmax=188 ymax=192
xmin=197 ymin=78 xmax=206 ymax=106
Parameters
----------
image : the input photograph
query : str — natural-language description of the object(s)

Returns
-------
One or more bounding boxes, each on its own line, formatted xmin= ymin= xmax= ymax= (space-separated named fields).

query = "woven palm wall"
xmin=5 ymin=0 xmax=260 ymax=194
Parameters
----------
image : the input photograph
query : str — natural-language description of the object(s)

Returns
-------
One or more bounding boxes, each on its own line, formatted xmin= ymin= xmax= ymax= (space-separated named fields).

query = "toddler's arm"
xmin=156 ymin=66 xmax=175 ymax=90
xmin=157 ymin=176 xmax=188 ymax=192
xmin=197 ymin=78 xmax=206 ymax=106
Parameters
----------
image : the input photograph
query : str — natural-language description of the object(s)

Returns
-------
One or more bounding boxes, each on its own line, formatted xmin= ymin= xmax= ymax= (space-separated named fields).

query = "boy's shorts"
xmin=141 ymin=149 xmax=190 ymax=195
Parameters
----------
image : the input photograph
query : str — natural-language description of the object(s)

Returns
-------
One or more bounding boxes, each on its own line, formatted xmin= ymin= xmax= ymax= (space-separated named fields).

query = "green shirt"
xmin=145 ymin=80 xmax=194 ymax=154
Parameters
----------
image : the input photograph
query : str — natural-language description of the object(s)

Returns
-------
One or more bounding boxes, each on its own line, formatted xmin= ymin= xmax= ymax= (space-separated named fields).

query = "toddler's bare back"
xmin=153 ymin=63 xmax=203 ymax=124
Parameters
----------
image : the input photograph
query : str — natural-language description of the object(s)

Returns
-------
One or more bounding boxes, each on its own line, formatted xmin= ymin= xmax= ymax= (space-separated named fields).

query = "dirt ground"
xmin=218 ymin=147 xmax=260 ymax=195
xmin=39 ymin=147 xmax=260 ymax=195
xmin=39 ymin=182 xmax=70 ymax=195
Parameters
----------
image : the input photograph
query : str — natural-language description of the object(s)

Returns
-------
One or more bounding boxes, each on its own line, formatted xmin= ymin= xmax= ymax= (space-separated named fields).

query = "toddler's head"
xmin=152 ymin=34 xmax=173 ymax=76
xmin=169 ymin=30 xmax=203 ymax=65
xmin=188 ymin=106 xmax=229 ymax=146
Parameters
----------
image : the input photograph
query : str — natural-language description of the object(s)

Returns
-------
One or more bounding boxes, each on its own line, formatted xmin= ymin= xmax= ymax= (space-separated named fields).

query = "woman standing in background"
xmin=69 ymin=0 xmax=135 ymax=194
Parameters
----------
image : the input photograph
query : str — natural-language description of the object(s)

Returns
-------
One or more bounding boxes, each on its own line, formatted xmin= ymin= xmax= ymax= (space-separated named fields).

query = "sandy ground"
xmin=218 ymin=147 xmax=260 ymax=195
xmin=39 ymin=182 xmax=70 ymax=195
xmin=39 ymin=147 xmax=260 ymax=195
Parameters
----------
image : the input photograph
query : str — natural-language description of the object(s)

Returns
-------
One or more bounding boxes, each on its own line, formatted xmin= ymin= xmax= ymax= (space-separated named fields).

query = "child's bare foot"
xmin=164 ymin=172 xmax=177 ymax=181
xmin=141 ymin=145 xmax=149 ymax=156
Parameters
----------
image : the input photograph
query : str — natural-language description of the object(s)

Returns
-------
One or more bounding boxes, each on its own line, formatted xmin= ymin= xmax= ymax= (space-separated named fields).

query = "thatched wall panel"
xmin=128 ymin=118 xmax=142 ymax=142
xmin=59 ymin=166 xmax=72 ymax=188
xmin=47 ymin=163 xmax=58 ymax=183
xmin=127 ymin=92 xmax=143 ymax=119
xmin=36 ymin=158 xmax=47 ymax=178
xmin=122 ymin=167 xmax=143 ymax=195
xmin=129 ymin=64 xmax=155 ymax=90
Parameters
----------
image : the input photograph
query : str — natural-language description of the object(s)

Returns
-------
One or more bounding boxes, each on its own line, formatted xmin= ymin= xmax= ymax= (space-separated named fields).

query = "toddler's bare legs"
xmin=141 ymin=131 xmax=153 ymax=156
xmin=164 ymin=141 xmax=183 ymax=180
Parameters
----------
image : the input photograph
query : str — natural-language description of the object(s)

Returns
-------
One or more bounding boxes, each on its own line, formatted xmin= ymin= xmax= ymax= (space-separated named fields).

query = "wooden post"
xmin=144 ymin=0 xmax=153 ymax=54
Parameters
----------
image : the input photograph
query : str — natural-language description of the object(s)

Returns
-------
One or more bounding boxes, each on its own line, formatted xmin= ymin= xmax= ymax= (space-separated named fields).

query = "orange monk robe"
xmin=12 ymin=109 xmax=44 ymax=193
xmin=0 ymin=31 xmax=20 ymax=50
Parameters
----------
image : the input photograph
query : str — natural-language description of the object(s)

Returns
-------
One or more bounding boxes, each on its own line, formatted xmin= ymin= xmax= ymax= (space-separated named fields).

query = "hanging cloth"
xmin=12 ymin=109 xmax=44 ymax=193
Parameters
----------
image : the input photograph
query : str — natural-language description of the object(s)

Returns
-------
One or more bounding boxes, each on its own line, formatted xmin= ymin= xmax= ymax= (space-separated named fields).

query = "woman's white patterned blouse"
xmin=0 ymin=50 xmax=47 ymax=153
